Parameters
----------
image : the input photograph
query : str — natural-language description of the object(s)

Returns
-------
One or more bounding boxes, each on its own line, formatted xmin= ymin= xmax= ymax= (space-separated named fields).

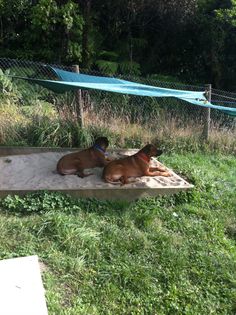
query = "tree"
xmin=0 ymin=0 xmax=84 ymax=63
xmin=1 ymin=0 xmax=236 ymax=89
xmin=30 ymin=0 xmax=84 ymax=63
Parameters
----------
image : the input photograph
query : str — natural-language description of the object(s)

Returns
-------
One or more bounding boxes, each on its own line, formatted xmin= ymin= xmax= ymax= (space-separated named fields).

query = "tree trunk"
xmin=82 ymin=0 xmax=91 ymax=68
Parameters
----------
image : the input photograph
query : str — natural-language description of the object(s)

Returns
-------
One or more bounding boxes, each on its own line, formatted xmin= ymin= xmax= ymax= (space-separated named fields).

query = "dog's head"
xmin=94 ymin=137 xmax=109 ymax=151
xmin=141 ymin=144 xmax=163 ymax=157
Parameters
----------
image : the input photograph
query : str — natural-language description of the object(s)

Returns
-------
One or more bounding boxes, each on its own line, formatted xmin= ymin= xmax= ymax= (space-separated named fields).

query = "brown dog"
xmin=102 ymin=144 xmax=171 ymax=185
xmin=57 ymin=137 xmax=109 ymax=177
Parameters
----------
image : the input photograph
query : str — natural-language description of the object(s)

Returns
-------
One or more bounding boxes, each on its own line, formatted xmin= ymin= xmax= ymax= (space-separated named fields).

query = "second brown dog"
xmin=102 ymin=144 xmax=171 ymax=185
xmin=57 ymin=137 xmax=109 ymax=177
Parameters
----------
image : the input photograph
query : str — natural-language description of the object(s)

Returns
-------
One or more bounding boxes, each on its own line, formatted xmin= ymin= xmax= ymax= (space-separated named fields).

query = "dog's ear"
xmin=95 ymin=137 xmax=109 ymax=148
xmin=142 ymin=144 xmax=153 ymax=154
xmin=143 ymin=144 xmax=162 ymax=157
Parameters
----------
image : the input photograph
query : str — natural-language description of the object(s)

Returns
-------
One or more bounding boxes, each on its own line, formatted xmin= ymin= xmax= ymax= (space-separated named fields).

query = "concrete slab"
xmin=0 ymin=255 xmax=48 ymax=315
xmin=0 ymin=147 xmax=193 ymax=200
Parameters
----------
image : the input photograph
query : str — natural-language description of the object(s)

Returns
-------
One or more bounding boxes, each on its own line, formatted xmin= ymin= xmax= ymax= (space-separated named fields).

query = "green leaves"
xmin=19 ymin=0 xmax=84 ymax=62
xmin=215 ymin=0 xmax=236 ymax=28
xmin=0 ymin=69 xmax=19 ymax=96
xmin=95 ymin=60 xmax=119 ymax=75
xmin=119 ymin=61 xmax=141 ymax=76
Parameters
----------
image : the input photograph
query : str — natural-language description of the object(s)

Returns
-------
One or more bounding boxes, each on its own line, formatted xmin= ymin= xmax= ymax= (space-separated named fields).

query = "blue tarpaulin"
xmin=14 ymin=67 xmax=236 ymax=116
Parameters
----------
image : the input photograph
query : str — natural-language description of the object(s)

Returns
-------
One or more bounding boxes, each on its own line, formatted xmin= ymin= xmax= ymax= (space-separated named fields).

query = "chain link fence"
xmin=0 ymin=58 xmax=235 ymax=149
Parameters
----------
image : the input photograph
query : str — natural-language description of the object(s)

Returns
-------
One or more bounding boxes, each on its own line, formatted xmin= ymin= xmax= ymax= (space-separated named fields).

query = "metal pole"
xmin=202 ymin=84 xmax=211 ymax=141
xmin=72 ymin=64 xmax=84 ymax=127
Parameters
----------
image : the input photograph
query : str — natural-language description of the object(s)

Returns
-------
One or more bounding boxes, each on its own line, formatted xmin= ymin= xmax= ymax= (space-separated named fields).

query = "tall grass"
xmin=1 ymin=104 xmax=235 ymax=154
xmin=0 ymin=101 xmax=28 ymax=144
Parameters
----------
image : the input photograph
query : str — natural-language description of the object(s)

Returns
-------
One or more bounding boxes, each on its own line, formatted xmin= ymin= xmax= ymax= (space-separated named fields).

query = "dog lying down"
xmin=57 ymin=137 xmax=109 ymax=178
xmin=103 ymin=144 xmax=171 ymax=185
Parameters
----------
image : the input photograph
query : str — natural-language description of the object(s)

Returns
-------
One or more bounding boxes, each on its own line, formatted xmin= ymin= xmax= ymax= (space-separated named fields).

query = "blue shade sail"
xmin=13 ymin=67 xmax=236 ymax=116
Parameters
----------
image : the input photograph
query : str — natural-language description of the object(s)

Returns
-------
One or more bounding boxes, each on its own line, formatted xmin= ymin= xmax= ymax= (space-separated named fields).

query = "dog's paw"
xmin=162 ymin=171 xmax=172 ymax=177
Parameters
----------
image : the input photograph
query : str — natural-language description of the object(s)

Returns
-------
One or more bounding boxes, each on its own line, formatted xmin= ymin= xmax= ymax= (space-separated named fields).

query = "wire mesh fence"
xmin=0 ymin=58 xmax=235 ymax=149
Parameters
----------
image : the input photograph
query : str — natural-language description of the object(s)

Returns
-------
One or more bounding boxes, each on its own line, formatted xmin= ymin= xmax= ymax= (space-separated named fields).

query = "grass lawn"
xmin=0 ymin=152 xmax=235 ymax=315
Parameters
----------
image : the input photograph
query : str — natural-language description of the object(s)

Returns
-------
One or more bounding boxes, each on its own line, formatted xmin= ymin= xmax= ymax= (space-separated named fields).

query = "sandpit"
xmin=0 ymin=148 xmax=193 ymax=200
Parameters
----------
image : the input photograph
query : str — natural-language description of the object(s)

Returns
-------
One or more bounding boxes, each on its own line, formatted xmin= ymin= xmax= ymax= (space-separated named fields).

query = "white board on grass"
xmin=0 ymin=255 xmax=48 ymax=315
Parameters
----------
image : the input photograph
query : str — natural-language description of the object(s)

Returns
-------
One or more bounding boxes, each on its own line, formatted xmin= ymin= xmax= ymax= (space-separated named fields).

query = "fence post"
xmin=202 ymin=84 xmax=211 ymax=141
xmin=72 ymin=64 xmax=84 ymax=127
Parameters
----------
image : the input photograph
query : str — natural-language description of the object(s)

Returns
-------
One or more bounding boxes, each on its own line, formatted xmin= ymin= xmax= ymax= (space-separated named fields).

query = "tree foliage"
xmin=1 ymin=0 xmax=236 ymax=89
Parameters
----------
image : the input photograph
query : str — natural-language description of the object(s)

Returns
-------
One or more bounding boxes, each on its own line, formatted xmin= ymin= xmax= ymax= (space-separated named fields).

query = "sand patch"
xmin=0 ymin=150 xmax=192 ymax=192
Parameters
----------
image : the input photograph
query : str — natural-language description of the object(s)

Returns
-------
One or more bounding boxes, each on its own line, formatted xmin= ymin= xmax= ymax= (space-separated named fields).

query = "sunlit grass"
xmin=0 ymin=153 xmax=236 ymax=314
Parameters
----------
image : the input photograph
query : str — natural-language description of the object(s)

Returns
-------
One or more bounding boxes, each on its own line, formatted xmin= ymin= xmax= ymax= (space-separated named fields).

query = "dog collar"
xmin=137 ymin=152 xmax=150 ymax=163
xmin=93 ymin=144 xmax=107 ymax=155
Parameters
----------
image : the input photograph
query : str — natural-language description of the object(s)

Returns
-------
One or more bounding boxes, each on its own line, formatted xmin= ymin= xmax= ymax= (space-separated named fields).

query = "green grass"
xmin=0 ymin=152 xmax=236 ymax=314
